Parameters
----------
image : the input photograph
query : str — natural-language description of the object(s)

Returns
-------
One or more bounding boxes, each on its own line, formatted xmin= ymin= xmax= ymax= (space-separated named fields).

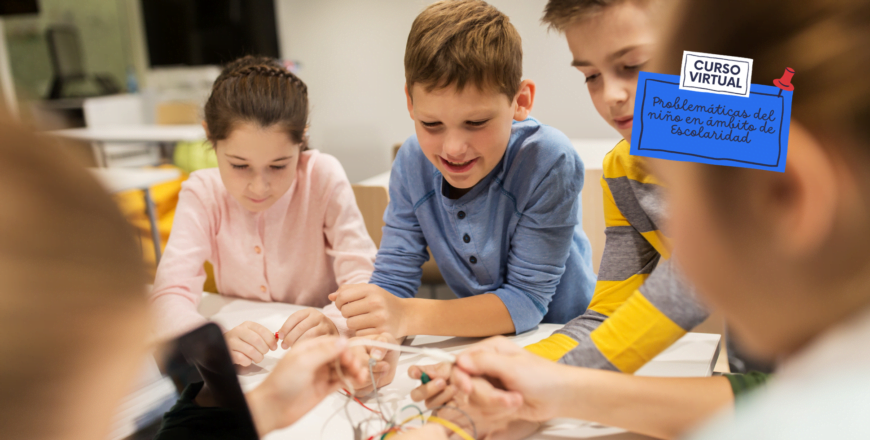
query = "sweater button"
xmin=469 ymin=256 xmax=477 ymax=264
xmin=255 ymin=246 xmax=261 ymax=254
xmin=457 ymin=211 xmax=466 ymax=219
xmin=260 ymin=285 xmax=267 ymax=293
xmin=463 ymin=234 xmax=470 ymax=243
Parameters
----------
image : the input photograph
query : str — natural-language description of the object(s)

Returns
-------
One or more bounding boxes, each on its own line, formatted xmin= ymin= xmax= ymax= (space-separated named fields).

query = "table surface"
xmin=165 ymin=294 xmax=718 ymax=440
xmin=89 ymin=168 xmax=181 ymax=193
xmin=48 ymin=124 xmax=206 ymax=143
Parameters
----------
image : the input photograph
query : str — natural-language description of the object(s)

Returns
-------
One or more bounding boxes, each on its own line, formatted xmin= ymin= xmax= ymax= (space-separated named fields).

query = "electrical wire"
xmin=331 ymin=342 xmax=474 ymax=440
xmin=425 ymin=416 xmax=476 ymax=440
xmin=368 ymin=357 xmax=391 ymax=423
xmin=348 ymin=339 xmax=457 ymax=363
xmin=340 ymin=389 xmax=382 ymax=414
xmin=428 ymin=405 xmax=478 ymax=440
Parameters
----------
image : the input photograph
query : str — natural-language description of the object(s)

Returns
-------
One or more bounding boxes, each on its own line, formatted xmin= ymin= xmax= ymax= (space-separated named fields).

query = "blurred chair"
xmin=156 ymin=101 xmax=201 ymax=125
xmin=46 ymin=25 xmax=119 ymax=99
xmin=83 ymin=94 xmax=160 ymax=167
xmin=352 ymin=184 xmax=445 ymax=298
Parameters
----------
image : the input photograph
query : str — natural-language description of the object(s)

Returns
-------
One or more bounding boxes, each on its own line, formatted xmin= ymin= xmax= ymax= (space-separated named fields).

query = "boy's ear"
xmin=405 ymin=84 xmax=415 ymax=120
xmin=769 ymin=123 xmax=838 ymax=258
xmin=513 ymin=79 xmax=536 ymax=122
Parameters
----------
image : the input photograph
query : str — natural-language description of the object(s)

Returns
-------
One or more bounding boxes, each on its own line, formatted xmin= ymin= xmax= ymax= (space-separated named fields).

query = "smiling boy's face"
xmin=564 ymin=1 xmax=657 ymax=142
xmin=406 ymin=82 xmax=532 ymax=190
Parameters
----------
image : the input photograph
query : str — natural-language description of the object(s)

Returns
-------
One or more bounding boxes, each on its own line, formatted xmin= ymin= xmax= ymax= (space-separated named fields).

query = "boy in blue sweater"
xmin=330 ymin=0 xmax=596 ymax=339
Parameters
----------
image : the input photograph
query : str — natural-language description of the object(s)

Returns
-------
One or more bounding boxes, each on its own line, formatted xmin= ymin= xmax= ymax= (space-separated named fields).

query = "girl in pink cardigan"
xmin=150 ymin=56 xmax=377 ymax=366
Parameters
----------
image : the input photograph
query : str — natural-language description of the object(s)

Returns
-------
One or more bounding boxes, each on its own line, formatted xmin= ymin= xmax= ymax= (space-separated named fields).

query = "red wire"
xmin=340 ymin=389 xmax=382 ymax=414
xmin=365 ymin=426 xmax=401 ymax=440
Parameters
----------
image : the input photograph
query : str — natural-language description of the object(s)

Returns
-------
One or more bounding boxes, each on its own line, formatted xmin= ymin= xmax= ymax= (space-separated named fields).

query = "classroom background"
xmin=0 ymin=0 xmax=623 ymax=291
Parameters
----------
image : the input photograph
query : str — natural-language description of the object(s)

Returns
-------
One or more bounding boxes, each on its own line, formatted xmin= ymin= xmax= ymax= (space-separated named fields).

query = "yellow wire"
xmin=426 ymin=416 xmax=475 ymax=440
xmin=394 ymin=414 xmax=475 ymax=440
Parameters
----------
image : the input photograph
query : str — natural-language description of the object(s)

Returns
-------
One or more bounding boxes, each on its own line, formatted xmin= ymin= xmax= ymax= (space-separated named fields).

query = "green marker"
xmin=420 ymin=371 xmax=431 ymax=384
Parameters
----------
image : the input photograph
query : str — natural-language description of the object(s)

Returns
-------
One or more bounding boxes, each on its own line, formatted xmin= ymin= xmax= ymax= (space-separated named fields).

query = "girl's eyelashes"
xmin=624 ymin=62 xmax=647 ymax=72
xmin=229 ymin=163 xmax=288 ymax=170
xmin=584 ymin=73 xmax=601 ymax=83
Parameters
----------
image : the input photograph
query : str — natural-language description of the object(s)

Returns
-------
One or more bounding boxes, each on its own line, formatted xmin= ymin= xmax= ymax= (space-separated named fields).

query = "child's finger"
xmin=294 ymin=322 xmax=333 ymax=345
xmin=336 ymin=295 xmax=374 ymax=319
xmin=228 ymin=338 xmax=262 ymax=363
xmin=409 ymin=362 xmax=452 ymax=381
xmin=237 ymin=326 xmax=273 ymax=356
xmin=410 ymin=377 xmax=446 ymax=402
xmin=409 ymin=365 xmax=424 ymax=379
xmin=278 ymin=309 xmax=311 ymax=341
xmin=331 ymin=285 xmax=370 ymax=309
xmin=372 ymin=360 xmax=391 ymax=374
xmin=328 ymin=285 xmax=353 ymax=302
xmin=339 ymin=349 xmax=369 ymax=383
xmin=291 ymin=337 xmax=347 ymax=371
xmin=282 ymin=314 xmax=321 ymax=348
xmin=354 ymin=328 xmax=382 ymax=337
xmin=451 ymin=368 xmax=474 ymax=394
xmin=425 ymin=383 xmax=457 ymax=409
xmin=242 ymin=321 xmax=278 ymax=351
xmin=468 ymin=377 xmax=523 ymax=410
xmin=346 ymin=314 xmax=382 ymax=333
xmin=230 ymin=350 xmax=253 ymax=366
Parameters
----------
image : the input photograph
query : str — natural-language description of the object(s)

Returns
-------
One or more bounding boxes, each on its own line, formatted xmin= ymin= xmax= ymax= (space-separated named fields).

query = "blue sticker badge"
xmin=630 ymin=69 xmax=794 ymax=173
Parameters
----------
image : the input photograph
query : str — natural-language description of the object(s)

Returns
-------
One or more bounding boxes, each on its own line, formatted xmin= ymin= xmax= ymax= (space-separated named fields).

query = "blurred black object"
xmin=0 ymin=0 xmax=38 ymax=15
xmin=141 ymin=0 xmax=279 ymax=67
xmin=156 ymin=323 xmax=254 ymax=416
xmin=45 ymin=25 xmax=120 ymax=99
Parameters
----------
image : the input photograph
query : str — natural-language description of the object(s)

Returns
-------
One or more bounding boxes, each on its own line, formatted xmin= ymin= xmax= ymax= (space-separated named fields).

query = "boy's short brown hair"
xmin=542 ymin=0 xmax=627 ymax=32
xmin=404 ymin=0 xmax=522 ymax=100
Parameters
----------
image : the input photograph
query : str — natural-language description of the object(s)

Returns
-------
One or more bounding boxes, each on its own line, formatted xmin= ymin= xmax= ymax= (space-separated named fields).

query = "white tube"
xmin=348 ymin=339 xmax=457 ymax=363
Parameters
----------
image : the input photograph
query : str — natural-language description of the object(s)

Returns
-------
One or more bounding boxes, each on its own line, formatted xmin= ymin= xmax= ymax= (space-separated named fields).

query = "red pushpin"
xmin=774 ymin=67 xmax=795 ymax=91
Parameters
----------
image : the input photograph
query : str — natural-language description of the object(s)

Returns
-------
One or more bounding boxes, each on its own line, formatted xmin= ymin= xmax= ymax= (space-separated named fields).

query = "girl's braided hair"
xmin=204 ymin=55 xmax=309 ymax=150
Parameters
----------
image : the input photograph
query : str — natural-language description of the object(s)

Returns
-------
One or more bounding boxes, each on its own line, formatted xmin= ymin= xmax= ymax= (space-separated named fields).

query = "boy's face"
xmin=564 ymin=1 xmax=656 ymax=141
xmin=406 ymin=83 xmax=528 ymax=190
xmin=212 ymin=122 xmax=301 ymax=213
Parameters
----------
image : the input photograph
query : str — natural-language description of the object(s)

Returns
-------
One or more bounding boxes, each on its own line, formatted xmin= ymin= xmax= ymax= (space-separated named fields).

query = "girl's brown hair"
xmin=204 ymin=55 xmax=310 ymax=150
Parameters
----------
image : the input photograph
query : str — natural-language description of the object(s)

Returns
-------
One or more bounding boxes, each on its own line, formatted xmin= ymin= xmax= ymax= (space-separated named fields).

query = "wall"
xmin=275 ymin=0 xmax=616 ymax=183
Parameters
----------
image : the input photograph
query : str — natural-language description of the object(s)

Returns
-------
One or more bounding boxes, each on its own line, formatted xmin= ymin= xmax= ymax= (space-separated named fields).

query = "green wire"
xmin=420 ymin=371 xmax=431 ymax=384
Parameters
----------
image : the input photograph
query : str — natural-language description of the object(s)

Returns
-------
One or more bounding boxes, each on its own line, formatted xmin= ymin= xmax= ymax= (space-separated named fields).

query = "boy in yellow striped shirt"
xmin=523 ymin=0 xmax=710 ymax=372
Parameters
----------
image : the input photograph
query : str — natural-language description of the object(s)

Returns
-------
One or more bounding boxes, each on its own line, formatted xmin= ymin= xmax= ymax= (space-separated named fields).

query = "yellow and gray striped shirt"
xmin=525 ymin=140 xmax=709 ymax=372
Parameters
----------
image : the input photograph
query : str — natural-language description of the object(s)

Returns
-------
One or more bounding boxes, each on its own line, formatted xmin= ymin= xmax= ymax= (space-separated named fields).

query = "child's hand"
xmin=347 ymin=332 xmax=400 ymax=394
xmin=224 ymin=321 xmax=278 ymax=366
xmin=409 ymin=362 xmax=457 ymax=408
xmin=328 ymin=284 xmax=409 ymax=337
xmin=451 ymin=336 xmax=570 ymax=423
xmin=410 ymin=361 xmax=525 ymax=439
xmin=277 ymin=308 xmax=339 ymax=349
xmin=245 ymin=337 xmax=367 ymax=436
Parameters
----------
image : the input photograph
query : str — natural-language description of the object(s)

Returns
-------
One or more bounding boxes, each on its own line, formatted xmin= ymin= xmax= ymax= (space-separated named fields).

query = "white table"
xmin=166 ymin=295 xmax=718 ymax=440
xmin=49 ymin=124 xmax=206 ymax=167
xmin=50 ymin=124 xmax=206 ymax=143
xmin=90 ymin=168 xmax=181 ymax=264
